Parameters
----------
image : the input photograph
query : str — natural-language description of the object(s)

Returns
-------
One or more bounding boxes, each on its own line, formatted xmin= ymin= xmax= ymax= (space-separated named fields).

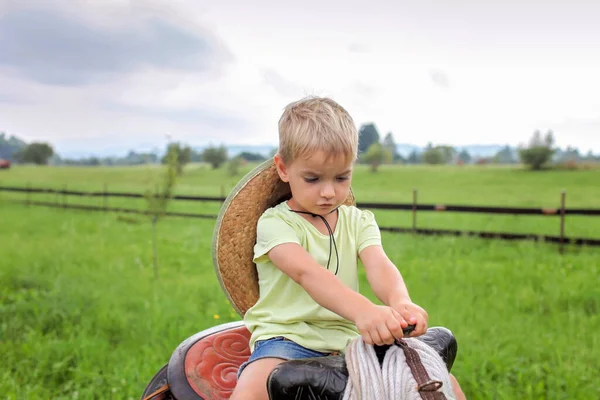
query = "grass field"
xmin=1 ymin=163 xmax=599 ymax=399
xmin=1 ymin=162 xmax=599 ymax=239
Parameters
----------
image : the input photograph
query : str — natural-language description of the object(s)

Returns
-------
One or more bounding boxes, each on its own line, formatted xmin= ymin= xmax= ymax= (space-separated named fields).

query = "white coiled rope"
xmin=342 ymin=337 xmax=456 ymax=400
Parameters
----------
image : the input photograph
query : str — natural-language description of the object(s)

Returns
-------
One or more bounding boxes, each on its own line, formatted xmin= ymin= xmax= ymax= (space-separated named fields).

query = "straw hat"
xmin=212 ymin=158 xmax=356 ymax=316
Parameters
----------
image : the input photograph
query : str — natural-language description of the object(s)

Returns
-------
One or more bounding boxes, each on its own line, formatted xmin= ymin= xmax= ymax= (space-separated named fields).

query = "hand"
xmin=390 ymin=300 xmax=428 ymax=337
xmin=354 ymin=305 xmax=407 ymax=346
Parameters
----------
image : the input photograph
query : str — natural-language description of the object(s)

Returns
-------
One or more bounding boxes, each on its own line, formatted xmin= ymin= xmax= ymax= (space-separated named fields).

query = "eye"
xmin=304 ymin=177 xmax=318 ymax=183
xmin=336 ymin=176 xmax=350 ymax=182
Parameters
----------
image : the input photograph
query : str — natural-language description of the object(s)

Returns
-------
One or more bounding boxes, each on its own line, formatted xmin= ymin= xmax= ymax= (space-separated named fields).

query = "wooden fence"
xmin=1 ymin=185 xmax=599 ymax=251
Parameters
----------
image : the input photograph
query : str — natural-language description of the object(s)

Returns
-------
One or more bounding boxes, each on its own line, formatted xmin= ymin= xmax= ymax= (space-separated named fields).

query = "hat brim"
xmin=212 ymin=158 xmax=355 ymax=316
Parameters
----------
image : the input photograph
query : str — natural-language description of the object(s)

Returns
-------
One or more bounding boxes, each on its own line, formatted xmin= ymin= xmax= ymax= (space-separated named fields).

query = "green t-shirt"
xmin=243 ymin=201 xmax=382 ymax=353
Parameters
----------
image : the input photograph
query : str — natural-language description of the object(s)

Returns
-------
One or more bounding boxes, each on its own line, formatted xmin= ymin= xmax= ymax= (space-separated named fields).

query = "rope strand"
xmin=342 ymin=337 xmax=456 ymax=400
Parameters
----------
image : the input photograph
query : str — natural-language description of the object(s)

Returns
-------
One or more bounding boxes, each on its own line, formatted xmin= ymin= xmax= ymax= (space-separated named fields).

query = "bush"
xmin=518 ymin=130 xmax=555 ymax=170
xmin=202 ymin=145 xmax=228 ymax=169
xmin=362 ymin=142 xmax=392 ymax=172
xmin=227 ymin=156 xmax=244 ymax=176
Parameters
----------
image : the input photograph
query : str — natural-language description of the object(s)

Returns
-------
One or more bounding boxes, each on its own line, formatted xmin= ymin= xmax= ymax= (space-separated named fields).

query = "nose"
xmin=321 ymin=183 xmax=335 ymax=200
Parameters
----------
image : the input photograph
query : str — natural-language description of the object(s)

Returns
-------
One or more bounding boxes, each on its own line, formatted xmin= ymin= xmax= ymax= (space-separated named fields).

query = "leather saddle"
xmin=140 ymin=322 xmax=457 ymax=400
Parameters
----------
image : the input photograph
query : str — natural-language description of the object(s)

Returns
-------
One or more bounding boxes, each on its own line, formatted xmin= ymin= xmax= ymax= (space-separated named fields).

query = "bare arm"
xmin=359 ymin=245 xmax=429 ymax=335
xmin=267 ymin=242 xmax=372 ymax=322
xmin=359 ymin=244 xmax=412 ymax=305
xmin=267 ymin=242 xmax=406 ymax=344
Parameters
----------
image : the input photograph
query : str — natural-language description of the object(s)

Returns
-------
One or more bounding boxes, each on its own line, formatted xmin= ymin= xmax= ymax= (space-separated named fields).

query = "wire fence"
xmin=2 ymin=185 xmax=599 ymax=251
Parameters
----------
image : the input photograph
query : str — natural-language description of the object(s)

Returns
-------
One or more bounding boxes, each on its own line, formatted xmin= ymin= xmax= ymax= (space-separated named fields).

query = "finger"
xmin=370 ymin=327 xmax=384 ymax=346
xmin=391 ymin=308 xmax=408 ymax=328
xmin=417 ymin=314 xmax=429 ymax=335
xmin=361 ymin=331 xmax=374 ymax=345
xmin=398 ymin=307 xmax=418 ymax=325
xmin=408 ymin=315 xmax=425 ymax=337
xmin=377 ymin=324 xmax=395 ymax=345
xmin=386 ymin=316 xmax=405 ymax=339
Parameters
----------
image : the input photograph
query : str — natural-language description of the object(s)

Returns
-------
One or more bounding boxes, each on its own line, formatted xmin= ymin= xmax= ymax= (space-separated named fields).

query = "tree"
xmin=202 ymin=145 xmax=228 ymax=169
xmin=407 ymin=150 xmax=421 ymax=164
xmin=437 ymin=146 xmax=457 ymax=164
xmin=15 ymin=142 xmax=54 ymax=165
xmin=382 ymin=132 xmax=398 ymax=162
xmin=189 ymin=148 xmax=204 ymax=162
xmin=518 ymin=130 xmax=556 ymax=170
xmin=0 ymin=132 xmax=27 ymax=161
xmin=584 ymin=150 xmax=595 ymax=161
xmin=238 ymin=152 xmax=266 ymax=162
xmin=362 ymin=142 xmax=392 ymax=172
xmin=144 ymin=146 xmax=178 ymax=278
xmin=559 ymin=146 xmax=581 ymax=162
xmin=162 ymin=142 xmax=191 ymax=174
xmin=421 ymin=143 xmax=445 ymax=165
xmin=457 ymin=149 xmax=472 ymax=164
xmin=227 ymin=155 xmax=244 ymax=176
xmin=494 ymin=145 xmax=516 ymax=164
xmin=358 ymin=123 xmax=380 ymax=156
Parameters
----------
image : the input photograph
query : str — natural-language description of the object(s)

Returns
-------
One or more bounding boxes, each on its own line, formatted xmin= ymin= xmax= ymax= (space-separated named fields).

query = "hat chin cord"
xmin=288 ymin=207 xmax=340 ymax=276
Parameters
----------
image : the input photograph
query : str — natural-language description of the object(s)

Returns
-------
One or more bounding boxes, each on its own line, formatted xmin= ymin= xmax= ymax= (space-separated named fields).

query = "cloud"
xmin=546 ymin=117 xmax=600 ymax=151
xmin=429 ymin=69 xmax=450 ymax=89
xmin=100 ymin=101 xmax=248 ymax=128
xmin=348 ymin=43 xmax=370 ymax=54
xmin=0 ymin=7 xmax=232 ymax=86
xmin=261 ymin=68 xmax=304 ymax=97
xmin=0 ymin=92 xmax=27 ymax=105
xmin=352 ymin=81 xmax=377 ymax=98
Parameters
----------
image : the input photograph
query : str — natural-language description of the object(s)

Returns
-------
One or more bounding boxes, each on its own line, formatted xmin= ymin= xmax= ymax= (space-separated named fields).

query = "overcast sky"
xmin=1 ymin=0 xmax=599 ymax=156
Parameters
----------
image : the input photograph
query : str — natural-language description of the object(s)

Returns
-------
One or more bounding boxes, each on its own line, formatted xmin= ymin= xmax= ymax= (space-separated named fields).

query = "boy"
xmin=230 ymin=96 xmax=447 ymax=399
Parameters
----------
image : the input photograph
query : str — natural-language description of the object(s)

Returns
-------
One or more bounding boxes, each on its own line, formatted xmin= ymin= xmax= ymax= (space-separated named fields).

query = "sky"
xmin=1 ymin=0 xmax=599 ymax=157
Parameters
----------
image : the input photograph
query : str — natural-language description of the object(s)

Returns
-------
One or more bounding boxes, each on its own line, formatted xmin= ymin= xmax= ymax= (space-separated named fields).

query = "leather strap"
xmin=396 ymin=339 xmax=447 ymax=400
xmin=142 ymin=383 xmax=171 ymax=400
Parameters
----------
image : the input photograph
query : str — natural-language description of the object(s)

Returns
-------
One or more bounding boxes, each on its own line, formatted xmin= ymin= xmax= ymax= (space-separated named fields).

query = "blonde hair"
xmin=277 ymin=96 xmax=358 ymax=163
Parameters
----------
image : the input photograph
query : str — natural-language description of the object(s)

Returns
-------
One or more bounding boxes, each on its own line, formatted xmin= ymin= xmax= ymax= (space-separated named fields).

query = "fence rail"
xmin=2 ymin=185 xmax=599 ymax=215
xmin=2 ymin=185 xmax=599 ymax=250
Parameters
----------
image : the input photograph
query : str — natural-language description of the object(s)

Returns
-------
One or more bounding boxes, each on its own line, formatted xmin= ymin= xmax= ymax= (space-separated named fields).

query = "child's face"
xmin=276 ymin=151 xmax=353 ymax=216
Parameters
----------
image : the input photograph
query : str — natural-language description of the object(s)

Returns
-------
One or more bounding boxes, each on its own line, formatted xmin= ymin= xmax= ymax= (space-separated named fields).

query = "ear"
xmin=273 ymin=154 xmax=290 ymax=183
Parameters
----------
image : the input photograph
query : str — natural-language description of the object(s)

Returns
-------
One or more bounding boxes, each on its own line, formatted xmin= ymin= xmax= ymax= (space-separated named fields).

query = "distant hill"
xmin=0 ymin=132 xmax=27 ymax=161
xmin=55 ymin=142 xmax=509 ymax=160
xmin=3 ymin=131 xmax=597 ymax=164
xmin=193 ymin=144 xmax=276 ymax=158
xmin=395 ymin=143 xmax=423 ymax=157
xmin=51 ymin=140 xmax=276 ymax=159
xmin=396 ymin=143 xmax=507 ymax=158
xmin=454 ymin=144 xmax=507 ymax=158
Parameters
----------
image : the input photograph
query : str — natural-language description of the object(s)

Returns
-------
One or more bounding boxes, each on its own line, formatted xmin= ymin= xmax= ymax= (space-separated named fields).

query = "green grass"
xmin=1 ymin=203 xmax=599 ymax=399
xmin=2 ymin=162 xmax=600 ymax=206
xmin=1 ymin=163 xmax=599 ymax=239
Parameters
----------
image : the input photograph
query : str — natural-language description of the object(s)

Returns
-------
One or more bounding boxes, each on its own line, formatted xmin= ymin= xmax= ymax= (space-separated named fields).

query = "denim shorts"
xmin=237 ymin=336 xmax=334 ymax=380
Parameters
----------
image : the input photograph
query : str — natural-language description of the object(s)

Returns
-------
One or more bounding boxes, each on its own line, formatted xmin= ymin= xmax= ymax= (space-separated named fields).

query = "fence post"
xmin=559 ymin=190 xmax=566 ymax=254
xmin=63 ymin=184 xmax=67 ymax=209
xmin=26 ymin=182 xmax=31 ymax=206
xmin=103 ymin=183 xmax=107 ymax=210
xmin=412 ymin=189 xmax=418 ymax=233
xmin=220 ymin=185 xmax=225 ymax=200
xmin=155 ymin=184 xmax=160 ymax=215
